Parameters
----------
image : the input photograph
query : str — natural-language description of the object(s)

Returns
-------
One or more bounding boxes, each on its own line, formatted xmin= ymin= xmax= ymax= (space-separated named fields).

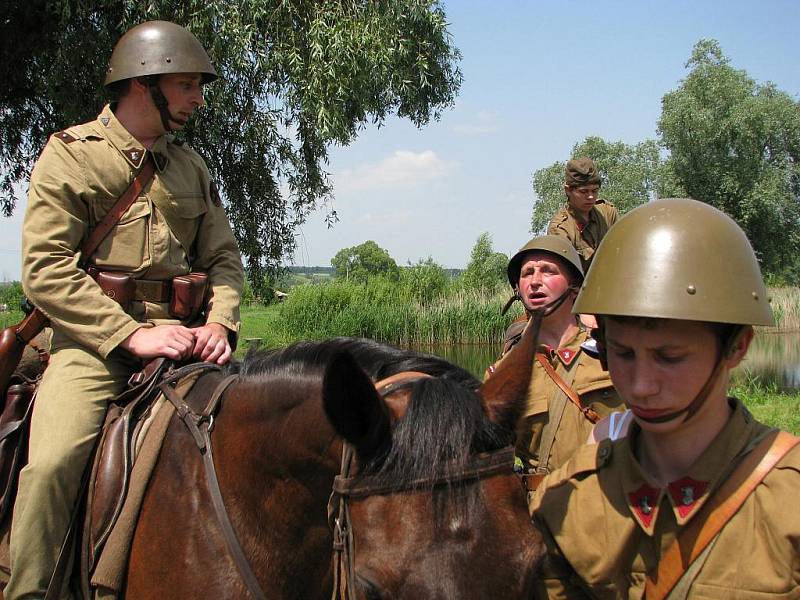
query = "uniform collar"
xmin=537 ymin=327 xmax=587 ymax=368
xmin=618 ymin=399 xmax=756 ymax=535
xmin=96 ymin=104 xmax=169 ymax=172
xmin=567 ymin=200 xmax=605 ymax=227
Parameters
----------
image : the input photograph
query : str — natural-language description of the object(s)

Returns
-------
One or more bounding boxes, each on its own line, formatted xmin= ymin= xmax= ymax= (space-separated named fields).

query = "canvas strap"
xmin=645 ymin=430 xmax=800 ymax=600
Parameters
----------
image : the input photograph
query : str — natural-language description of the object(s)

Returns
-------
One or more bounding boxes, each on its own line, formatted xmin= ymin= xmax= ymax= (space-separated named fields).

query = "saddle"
xmin=0 ymin=351 xmax=222 ymax=599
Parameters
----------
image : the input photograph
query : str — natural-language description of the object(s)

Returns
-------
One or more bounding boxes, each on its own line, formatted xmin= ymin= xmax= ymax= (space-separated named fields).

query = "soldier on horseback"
xmin=6 ymin=21 xmax=243 ymax=599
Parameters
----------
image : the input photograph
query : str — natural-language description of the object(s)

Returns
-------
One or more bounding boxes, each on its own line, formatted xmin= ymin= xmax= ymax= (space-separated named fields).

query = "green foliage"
xmin=277 ymin=277 xmax=515 ymax=345
xmin=658 ymin=39 xmax=800 ymax=282
xmin=732 ymin=375 xmax=800 ymax=435
xmin=0 ymin=0 xmax=462 ymax=298
xmin=461 ymin=233 xmax=508 ymax=293
xmin=331 ymin=240 xmax=400 ymax=282
xmin=400 ymin=257 xmax=449 ymax=304
xmin=0 ymin=282 xmax=24 ymax=309
xmin=531 ymin=136 xmax=684 ymax=233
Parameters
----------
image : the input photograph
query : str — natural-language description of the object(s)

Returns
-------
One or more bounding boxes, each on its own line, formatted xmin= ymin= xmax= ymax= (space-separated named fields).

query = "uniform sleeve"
xmin=22 ymin=136 xmax=143 ymax=357
xmin=190 ymin=163 xmax=244 ymax=344
xmin=532 ymin=514 xmax=592 ymax=599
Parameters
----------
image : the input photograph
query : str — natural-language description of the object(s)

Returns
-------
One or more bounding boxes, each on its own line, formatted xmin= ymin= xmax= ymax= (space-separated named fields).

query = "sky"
xmin=2 ymin=0 xmax=799 ymax=280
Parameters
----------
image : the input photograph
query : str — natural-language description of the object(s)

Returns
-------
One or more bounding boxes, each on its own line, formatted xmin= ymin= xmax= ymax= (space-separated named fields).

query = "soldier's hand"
xmin=191 ymin=322 xmax=232 ymax=365
xmin=120 ymin=325 xmax=195 ymax=360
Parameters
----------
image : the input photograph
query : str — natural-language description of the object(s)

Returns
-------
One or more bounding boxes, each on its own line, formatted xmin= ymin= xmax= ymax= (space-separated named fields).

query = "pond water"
xmin=417 ymin=331 xmax=800 ymax=392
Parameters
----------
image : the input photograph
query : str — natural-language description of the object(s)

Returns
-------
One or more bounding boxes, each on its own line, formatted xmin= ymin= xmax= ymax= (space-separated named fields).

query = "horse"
xmin=5 ymin=320 xmax=545 ymax=599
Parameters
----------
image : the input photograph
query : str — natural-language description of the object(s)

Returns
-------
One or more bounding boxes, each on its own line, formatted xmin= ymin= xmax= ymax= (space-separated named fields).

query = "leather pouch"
xmin=169 ymin=272 xmax=208 ymax=322
xmin=94 ymin=271 xmax=136 ymax=312
xmin=0 ymin=377 xmax=36 ymax=523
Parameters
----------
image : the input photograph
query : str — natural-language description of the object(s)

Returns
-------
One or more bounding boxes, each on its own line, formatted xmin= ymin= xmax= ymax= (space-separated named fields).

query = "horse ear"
xmin=322 ymin=350 xmax=391 ymax=461
xmin=478 ymin=313 xmax=542 ymax=431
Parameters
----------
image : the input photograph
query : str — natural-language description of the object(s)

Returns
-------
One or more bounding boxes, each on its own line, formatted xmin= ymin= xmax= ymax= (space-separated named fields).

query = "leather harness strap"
xmin=535 ymin=353 xmax=600 ymax=424
xmin=645 ymin=430 xmax=800 ymax=600
xmin=160 ymin=370 xmax=267 ymax=600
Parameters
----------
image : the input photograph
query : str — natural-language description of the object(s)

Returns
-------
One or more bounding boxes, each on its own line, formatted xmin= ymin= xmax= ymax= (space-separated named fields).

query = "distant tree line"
xmin=532 ymin=39 xmax=800 ymax=283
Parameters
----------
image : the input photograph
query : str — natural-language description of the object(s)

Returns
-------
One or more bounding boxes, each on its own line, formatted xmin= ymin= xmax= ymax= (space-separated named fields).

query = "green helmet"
xmin=573 ymin=198 xmax=774 ymax=326
xmin=507 ymin=235 xmax=584 ymax=289
xmin=104 ymin=20 xmax=218 ymax=88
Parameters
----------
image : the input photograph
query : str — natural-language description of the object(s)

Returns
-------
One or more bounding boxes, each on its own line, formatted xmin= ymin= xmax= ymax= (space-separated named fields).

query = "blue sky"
xmin=2 ymin=0 xmax=799 ymax=280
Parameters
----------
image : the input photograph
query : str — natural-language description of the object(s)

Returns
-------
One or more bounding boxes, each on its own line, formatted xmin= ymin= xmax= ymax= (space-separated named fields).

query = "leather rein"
xmin=164 ymin=368 xmax=515 ymax=600
xmin=328 ymin=371 xmax=517 ymax=600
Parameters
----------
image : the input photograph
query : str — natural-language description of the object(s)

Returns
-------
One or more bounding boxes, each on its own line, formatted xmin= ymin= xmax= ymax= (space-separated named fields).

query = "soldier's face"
xmin=603 ymin=318 xmax=750 ymax=436
xmin=517 ymin=252 xmax=572 ymax=313
xmin=158 ymin=73 xmax=205 ymax=129
xmin=565 ymin=184 xmax=599 ymax=217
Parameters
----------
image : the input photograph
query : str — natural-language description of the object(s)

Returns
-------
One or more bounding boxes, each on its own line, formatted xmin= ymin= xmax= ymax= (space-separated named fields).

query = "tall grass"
xmin=766 ymin=287 xmax=800 ymax=331
xmin=277 ymin=278 xmax=523 ymax=345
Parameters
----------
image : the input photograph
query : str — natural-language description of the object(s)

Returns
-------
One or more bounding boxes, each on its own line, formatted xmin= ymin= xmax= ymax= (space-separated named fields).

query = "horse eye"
xmin=356 ymin=574 xmax=385 ymax=600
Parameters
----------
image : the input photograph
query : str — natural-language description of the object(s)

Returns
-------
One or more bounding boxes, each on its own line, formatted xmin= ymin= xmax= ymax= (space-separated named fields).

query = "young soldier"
xmin=7 ymin=21 xmax=244 ymax=599
xmin=531 ymin=198 xmax=799 ymax=598
xmin=487 ymin=236 xmax=622 ymax=501
xmin=547 ymin=157 xmax=618 ymax=272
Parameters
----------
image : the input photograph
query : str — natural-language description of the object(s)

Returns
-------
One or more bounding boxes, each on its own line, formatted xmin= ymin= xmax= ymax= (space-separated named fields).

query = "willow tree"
xmin=0 ymin=0 xmax=462 ymax=294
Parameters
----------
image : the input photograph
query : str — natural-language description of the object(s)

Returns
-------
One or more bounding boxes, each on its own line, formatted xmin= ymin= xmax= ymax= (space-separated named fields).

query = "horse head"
xmin=322 ymin=320 xmax=544 ymax=599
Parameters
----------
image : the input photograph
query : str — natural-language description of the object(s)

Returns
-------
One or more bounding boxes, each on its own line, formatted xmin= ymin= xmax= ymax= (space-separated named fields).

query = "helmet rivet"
xmin=752 ymin=292 xmax=759 ymax=300
xmin=166 ymin=57 xmax=172 ymax=63
xmin=686 ymin=285 xmax=696 ymax=295
xmin=140 ymin=60 xmax=146 ymax=65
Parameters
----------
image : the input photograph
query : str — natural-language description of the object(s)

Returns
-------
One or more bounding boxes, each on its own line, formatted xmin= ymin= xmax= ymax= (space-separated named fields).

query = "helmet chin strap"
xmin=631 ymin=325 xmax=745 ymax=425
xmin=147 ymin=80 xmax=183 ymax=133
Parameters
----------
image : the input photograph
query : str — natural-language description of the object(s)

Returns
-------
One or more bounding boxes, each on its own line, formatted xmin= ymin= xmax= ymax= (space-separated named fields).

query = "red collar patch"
xmin=556 ymin=347 xmax=579 ymax=366
xmin=667 ymin=477 xmax=709 ymax=519
xmin=628 ymin=483 xmax=661 ymax=532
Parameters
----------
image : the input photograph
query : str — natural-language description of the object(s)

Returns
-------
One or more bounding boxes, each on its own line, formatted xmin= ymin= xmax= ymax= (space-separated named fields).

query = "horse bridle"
xmin=165 ymin=368 xmax=516 ymax=600
xmin=327 ymin=372 xmax=518 ymax=600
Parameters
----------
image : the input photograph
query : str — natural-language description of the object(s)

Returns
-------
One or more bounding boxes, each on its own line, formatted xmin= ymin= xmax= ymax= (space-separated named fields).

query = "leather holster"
xmin=169 ymin=272 xmax=208 ymax=322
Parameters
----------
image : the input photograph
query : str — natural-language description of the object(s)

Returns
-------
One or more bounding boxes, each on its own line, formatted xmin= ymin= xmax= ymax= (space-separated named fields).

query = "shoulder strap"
xmin=535 ymin=354 xmax=580 ymax=474
xmin=645 ymin=430 xmax=800 ymax=600
xmin=536 ymin=353 xmax=600 ymax=424
xmin=79 ymin=155 xmax=155 ymax=264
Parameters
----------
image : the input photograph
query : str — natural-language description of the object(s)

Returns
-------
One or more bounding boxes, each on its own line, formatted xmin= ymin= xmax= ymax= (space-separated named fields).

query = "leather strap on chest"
xmin=645 ymin=430 xmax=800 ymax=600
xmin=536 ymin=353 xmax=600 ymax=424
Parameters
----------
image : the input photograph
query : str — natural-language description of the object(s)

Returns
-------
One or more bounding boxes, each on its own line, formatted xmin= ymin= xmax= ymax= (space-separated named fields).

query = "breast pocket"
xmin=90 ymin=197 xmax=152 ymax=271
xmin=161 ymin=194 xmax=208 ymax=255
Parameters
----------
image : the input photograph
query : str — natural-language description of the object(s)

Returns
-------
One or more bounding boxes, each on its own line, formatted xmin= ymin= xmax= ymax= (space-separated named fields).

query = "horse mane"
xmin=228 ymin=337 xmax=512 ymax=486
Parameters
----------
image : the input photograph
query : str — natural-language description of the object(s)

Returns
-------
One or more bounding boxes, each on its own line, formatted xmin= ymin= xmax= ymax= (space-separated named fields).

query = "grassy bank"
xmin=732 ymin=377 xmax=800 ymax=434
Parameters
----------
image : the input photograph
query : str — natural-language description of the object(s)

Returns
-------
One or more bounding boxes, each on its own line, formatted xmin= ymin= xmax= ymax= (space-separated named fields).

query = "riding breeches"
xmin=6 ymin=334 xmax=140 ymax=600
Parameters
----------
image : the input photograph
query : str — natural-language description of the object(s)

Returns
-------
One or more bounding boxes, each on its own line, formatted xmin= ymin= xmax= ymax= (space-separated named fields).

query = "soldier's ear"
xmin=725 ymin=326 xmax=754 ymax=368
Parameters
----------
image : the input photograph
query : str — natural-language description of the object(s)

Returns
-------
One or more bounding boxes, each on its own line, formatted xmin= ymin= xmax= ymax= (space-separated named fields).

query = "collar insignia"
xmin=557 ymin=347 xmax=578 ymax=366
xmin=100 ymin=117 xmax=110 ymax=127
xmin=628 ymin=483 xmax=660 ymax=532
xmin=667 ymin=477 xmax=708 ymax=519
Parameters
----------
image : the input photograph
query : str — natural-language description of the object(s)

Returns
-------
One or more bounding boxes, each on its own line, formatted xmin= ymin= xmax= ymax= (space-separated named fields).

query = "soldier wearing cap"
xmin=486 ymin=236 xmax=622 ymax=504
xmin=7 ymin=21 xmax=244 ymax=598
xmin=531 ymin=199 xmax=800 ymax=598
xmin=546 ymin=157 xmax=618 ymax=272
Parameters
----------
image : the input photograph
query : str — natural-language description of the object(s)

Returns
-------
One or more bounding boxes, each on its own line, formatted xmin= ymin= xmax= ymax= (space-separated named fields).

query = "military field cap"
xmin=507 ymin=235 xmax=584 ymax=288
xmin=565 ymin=157 xmax=601 ymax=187
xmin=574 ymin=198 xmax=774 ymax=326
xmin=105 ymin=20 xmax=218 ymax=87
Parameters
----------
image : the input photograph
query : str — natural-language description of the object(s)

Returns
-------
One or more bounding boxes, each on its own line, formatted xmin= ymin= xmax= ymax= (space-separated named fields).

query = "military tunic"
xmin=531 ymin=399 xmax=800 ymax=599
xmin=547 ymin=200 xmax=618 ymax=272
xmin=489 ymin=328 xmax=622 ymax=484
xmin=8 ymin=105 xmax=243 ymax=598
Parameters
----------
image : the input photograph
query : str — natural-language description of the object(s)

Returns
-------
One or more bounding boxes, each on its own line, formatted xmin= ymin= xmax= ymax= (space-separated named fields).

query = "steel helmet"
xmin=573 ymin=198 xmax=774 ymax=326
xmin=507 ymin=235 xmax=583 ymax=289
xmin=104 ymin=20 xmax=218 ymax=87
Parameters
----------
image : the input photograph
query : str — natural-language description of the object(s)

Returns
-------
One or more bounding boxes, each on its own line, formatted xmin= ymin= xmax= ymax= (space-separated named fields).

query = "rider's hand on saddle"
xmin=119 ymin=325 xmax=196 ymax=360
xmin=191 ymin=322 xmax=232 ymax=365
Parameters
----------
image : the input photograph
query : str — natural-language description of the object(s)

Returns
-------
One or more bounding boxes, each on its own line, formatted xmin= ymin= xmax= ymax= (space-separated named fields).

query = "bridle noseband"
xmin=328 ymin=371 xmax=518 ymax=600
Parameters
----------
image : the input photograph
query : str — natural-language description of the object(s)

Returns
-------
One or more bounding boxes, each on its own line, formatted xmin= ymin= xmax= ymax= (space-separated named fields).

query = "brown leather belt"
xmin=133 ymin=278 xmax=172 ymax=303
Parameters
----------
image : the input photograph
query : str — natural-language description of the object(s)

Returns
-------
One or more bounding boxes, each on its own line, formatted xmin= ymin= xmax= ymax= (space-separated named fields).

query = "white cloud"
xmin=451 ymin=110 xmax=501 ymax=135
xmin=334 ymin=150 xmax=455 ymax=193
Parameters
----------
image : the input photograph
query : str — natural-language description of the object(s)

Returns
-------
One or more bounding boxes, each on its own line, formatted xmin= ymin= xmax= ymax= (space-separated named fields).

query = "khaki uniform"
xmin=547 ymin=200 xmax=618 ymax=272
xmin=8 ymin=105 xmax=243 ymax=598
xmin=489 ymin=328 xmax=622 ymax=491
xmin=531 ymin=399 xmax=800 ymax=599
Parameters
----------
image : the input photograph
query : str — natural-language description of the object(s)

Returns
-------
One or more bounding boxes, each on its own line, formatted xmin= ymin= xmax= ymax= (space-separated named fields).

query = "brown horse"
xmin=6 ymin=322 xmax=544 ymax=598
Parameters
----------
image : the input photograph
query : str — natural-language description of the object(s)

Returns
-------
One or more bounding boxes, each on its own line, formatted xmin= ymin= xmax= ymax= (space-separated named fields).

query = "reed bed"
xmin=765 ymin=287 xmax=800 ymax=331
